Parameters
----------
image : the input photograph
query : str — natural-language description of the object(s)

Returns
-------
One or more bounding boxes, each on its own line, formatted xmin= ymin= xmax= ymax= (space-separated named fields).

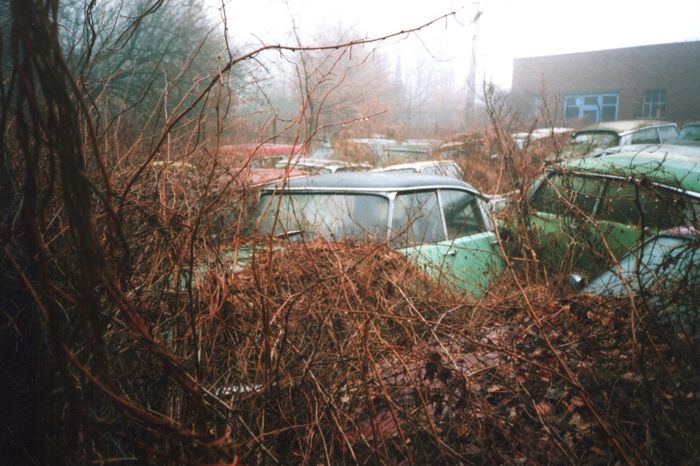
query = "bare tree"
xmin=58 ymin=0 xmax=234 ymax=139
xmin=1 ymin=3 xmax=461 ymax=463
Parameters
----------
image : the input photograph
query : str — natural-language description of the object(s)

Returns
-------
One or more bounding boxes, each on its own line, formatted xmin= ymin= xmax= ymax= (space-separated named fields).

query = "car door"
xmin=530 ymin=172 xmax=697 ymax=276
xmin=528 ymin=173 xmax=606 ymax=272
xmin=394 ymin=189 xmax=503 ymax=297
xmin=591 ymin=179 xmax=650 ymax=264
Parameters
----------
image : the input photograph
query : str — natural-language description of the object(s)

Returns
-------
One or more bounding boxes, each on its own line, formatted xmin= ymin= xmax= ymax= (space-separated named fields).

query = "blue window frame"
xmin=564 ymin=93 xmax=619 ymax=123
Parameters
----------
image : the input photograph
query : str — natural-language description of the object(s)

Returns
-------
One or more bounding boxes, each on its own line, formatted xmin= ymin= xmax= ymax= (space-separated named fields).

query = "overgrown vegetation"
xmin=2 ymin=1 xmax=698 ymax=465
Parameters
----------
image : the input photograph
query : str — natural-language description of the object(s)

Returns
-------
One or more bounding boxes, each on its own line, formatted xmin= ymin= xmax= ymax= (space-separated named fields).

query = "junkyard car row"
xmin=200 ymin=127 xmax=700 ymax=454
xmin=223 ymin=123 xmax=700 ymax=303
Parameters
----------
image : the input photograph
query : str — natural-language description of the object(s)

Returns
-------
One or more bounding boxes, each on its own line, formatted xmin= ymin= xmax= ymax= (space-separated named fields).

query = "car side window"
xmin=391 ymin=191 xmax=443 ymax=247
xmin=630 ymin=127 xmax=660 ymax=144
xmin=597 ymin=180 xmax=689 ymax=229
xmin=440 ymin=189 xmax=485 ymax=239
xmin=658 ymin=125 xmax=679 ymax=141
xmin=597 ymin=181 xmax=644 ymax=225
xmin=530 ymin=174 xmax=604 ymax=216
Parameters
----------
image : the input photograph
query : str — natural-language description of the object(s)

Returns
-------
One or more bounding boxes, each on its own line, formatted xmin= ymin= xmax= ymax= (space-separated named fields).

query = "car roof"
xmin=602 ymin=142 xmax=700 ymax=157
xmin=375 ymin=160 xmax=459 ymax=171
xmin=575 ymin=119 xmax=674 ymax=136
xmin=553 ymin=151 xmax=700 ymax=193
xmin=513 ymin=127 xmax=573 ymax=139
xmin=262 ymin=172 xmax=479 ymax=194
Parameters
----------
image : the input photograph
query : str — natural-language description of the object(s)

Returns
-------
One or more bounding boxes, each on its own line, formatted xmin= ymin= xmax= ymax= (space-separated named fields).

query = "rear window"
xmin=256 ymin=193 xmax=389 ymax=241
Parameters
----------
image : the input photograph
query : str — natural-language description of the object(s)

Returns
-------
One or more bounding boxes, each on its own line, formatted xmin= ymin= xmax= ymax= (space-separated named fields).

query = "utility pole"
xmin=465 ymin=3 xmax=482 ymax=127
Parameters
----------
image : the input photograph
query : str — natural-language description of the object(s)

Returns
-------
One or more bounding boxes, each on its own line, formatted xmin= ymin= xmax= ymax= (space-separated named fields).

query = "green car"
xmin=253 ymin=172 xmax=504 ymax=297
xmin=526 ymin=150 xmax=700 ymax=275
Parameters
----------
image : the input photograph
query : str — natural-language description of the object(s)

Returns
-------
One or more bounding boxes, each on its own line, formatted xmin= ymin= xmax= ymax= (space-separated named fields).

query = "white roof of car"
xmin=512 ymin=127 xmax=573 ymax=140
xmin=576 ymin=119 xmax=674 ymax=136
xmin=373 ymin=160 xmax=459 ymax=172
xmin=262 ymin=172 xmax=479 ymax=193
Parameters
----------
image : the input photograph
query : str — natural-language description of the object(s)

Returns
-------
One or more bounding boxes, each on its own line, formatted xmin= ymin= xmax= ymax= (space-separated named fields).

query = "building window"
xmin=564 ymin=96 xmax=579 ymax=120
xmin=563 ymin=93 xmax=619 ymax=123
xmin=642 ymin=89 xmax=666 ymax=118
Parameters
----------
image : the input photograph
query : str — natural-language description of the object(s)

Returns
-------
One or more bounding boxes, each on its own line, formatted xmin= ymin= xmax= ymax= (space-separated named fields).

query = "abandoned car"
xmin=252 ymin=172 xmax=504 ymax=296
xmin=558 ymin=120 xmax=679 ymax=159
xmin=524 ymin=150 xmax=700 ymax=275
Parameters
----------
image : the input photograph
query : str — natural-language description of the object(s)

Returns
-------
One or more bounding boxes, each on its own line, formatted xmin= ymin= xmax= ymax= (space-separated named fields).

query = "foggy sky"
xmin=212 ymin=0 xmax=700 ymax=89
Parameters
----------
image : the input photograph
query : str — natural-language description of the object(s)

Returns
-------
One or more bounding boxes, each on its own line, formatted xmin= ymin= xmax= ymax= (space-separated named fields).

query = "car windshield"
xmin=571 ymin=132 xmax=619 ymax=147
xmin=585 ymin=235 xmax=700 ymax=295
xmin=255 ymin=192 xmax=390 ymax=241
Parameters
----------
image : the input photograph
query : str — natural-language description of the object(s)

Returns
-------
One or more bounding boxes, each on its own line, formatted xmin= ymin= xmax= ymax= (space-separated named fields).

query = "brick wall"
xmin=511 ymin=41 xmax=700 ymax=125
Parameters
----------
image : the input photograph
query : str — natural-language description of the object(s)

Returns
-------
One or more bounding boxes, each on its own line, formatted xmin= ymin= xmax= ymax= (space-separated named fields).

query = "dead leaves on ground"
xmin=191 ymin=242 xmax=699 ymax=464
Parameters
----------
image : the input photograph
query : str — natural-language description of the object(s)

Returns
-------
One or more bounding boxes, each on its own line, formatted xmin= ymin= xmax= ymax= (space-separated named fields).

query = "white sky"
xmin=211 ymin=0 xmax=700 ymax=89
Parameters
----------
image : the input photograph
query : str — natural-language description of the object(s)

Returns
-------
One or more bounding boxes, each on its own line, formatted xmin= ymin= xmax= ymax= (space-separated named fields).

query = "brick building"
xmin=510 ymin=41 xmax=700 ymax=126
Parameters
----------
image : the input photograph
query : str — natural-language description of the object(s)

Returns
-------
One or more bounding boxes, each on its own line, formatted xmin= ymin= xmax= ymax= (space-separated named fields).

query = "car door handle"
xmin=444 ymin=250 xmax=457 ymax=256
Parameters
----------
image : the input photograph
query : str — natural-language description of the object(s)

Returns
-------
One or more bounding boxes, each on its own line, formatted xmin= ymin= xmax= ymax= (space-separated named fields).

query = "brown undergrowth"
xmin=155 ymin=241 xmax=699 ymax=464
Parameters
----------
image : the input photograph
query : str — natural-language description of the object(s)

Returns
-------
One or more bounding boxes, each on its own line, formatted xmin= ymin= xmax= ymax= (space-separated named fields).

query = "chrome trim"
xmin=436 ymin=190 xmax=448 ymax=241
xmin=260 ymin=184 xmax=483 ymax=197
xmin=386 ymin=192 xmax=396 ymax=241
